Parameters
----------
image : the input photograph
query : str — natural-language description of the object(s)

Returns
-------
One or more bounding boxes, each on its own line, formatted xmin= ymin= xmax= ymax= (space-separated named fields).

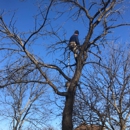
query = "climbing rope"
xmin=68 ymin=52 xmax=70 ymax=77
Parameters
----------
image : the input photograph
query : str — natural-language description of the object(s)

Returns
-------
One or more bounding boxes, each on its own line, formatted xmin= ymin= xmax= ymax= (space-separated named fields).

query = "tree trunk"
xmin=62 ymin=53 xmax=84 ymax=130
xmin=62 ymin=90 xmax=75 ymax=130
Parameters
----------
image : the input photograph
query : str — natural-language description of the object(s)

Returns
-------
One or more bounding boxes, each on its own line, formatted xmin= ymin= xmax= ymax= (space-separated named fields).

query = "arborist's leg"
xmin=69 ymin=42 xmax=78 ymax=62
xmin=73 ymin=47 xmax=78 ymax=62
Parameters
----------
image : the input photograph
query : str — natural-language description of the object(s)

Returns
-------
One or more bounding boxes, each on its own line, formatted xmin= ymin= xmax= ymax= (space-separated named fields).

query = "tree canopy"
xmin=0 ymin=0 xmax=130 ymax=130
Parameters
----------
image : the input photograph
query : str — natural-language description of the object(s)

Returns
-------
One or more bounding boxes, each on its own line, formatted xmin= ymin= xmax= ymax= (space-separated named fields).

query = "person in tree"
xmin=69 ymin=30 xmax=80 ymax=61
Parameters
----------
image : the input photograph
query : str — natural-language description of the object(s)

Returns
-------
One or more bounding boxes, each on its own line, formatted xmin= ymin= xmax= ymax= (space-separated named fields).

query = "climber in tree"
xmin=69 ymin=30 xmax=80 ymax=62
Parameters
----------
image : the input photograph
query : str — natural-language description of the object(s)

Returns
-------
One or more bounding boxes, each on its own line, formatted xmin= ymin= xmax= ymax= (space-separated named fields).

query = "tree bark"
xmin=62 ymin=90 xmax=75 ymax=130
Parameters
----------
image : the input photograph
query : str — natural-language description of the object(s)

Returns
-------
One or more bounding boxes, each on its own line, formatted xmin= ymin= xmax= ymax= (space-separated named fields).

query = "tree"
xmin=0 ymin=0 xmax=130 ymax=130
xmin=73 ymin=43 xmax=130 ymax=130
xmin=0 ymin=69 xmax=53 ymax=130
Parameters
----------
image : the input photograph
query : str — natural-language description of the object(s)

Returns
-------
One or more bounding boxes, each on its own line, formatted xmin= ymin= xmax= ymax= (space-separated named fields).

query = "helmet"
xmin=74 ymin=30 xmax=79 ymax=35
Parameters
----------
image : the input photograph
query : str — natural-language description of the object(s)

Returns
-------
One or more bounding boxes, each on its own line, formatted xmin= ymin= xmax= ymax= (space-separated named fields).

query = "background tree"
xmin=0 ymin=0 xmax=130 ymax=130
xmin=73 ymin=43 xmax=130 ymax=130
xmin=0 ymin=68 xmax=53 ymax=130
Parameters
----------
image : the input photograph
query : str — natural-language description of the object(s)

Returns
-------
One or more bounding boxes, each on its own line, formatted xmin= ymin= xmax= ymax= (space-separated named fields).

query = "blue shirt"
xmin=69 ymin=34 xmax=80 ymax=45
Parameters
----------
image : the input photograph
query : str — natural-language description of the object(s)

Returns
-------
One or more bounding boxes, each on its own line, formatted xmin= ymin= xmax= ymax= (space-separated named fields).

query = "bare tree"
xmin=0 ymin=0 xmax=130 ymax=130
xmin=0 ymin=68 xmax=52 ymax=130
xmin=73 ymin=43 xmax=130 ymax=130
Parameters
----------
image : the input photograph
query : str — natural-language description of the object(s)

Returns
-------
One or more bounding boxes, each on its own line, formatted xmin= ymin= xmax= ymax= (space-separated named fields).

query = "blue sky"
xmin=0 ymin=0 xmax=130 ymax=129
xmin=0 ymin=0 xmax=130 ymax=46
